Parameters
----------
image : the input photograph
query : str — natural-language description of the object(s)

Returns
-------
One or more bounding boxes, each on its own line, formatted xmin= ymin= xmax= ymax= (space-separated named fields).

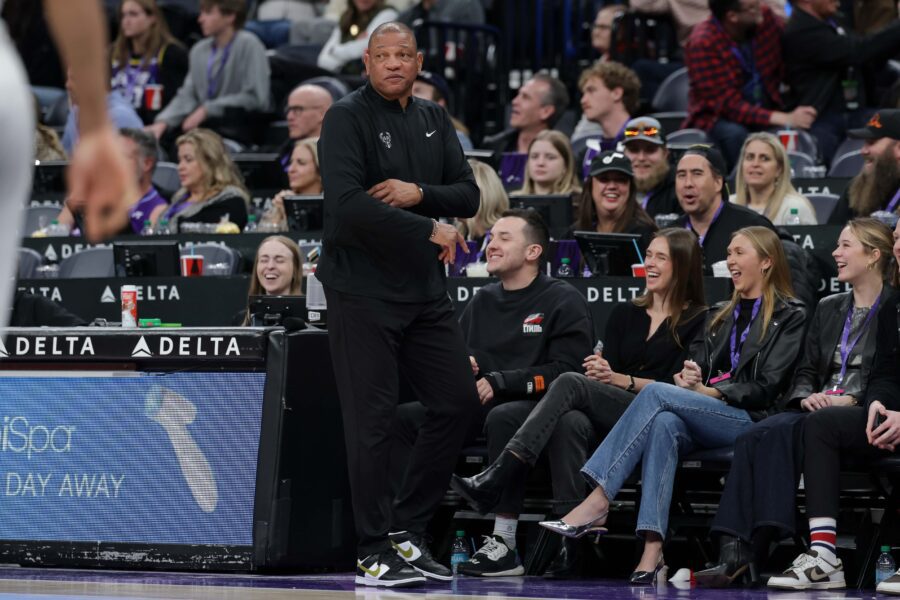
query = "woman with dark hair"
xmin=451 ymin=228 xmax=707 ymax=577
xmin=540 ymin=226 xmax=806 ymax=585
xmin=237 ymin=235 xmax=304 ymax=325
xmin=696 ymin=218 xmax=896 ymax=588
xmin=570 ymin=150 xmax=657 ymax=253
xmin=317 ymin=0 xmax=398 ymax=74
xmin=110 ymin=0 xmax=188 ymax=123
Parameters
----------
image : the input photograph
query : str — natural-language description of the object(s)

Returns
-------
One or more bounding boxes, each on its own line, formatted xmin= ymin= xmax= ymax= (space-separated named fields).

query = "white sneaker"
xmin=767 ymin=550 xmax=845 ymax=590
xmin=878 ymin=569 xmax=900 ymax=595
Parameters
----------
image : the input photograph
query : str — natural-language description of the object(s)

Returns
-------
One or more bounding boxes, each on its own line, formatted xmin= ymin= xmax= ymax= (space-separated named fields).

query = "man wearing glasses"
xmin=278 ymin=83 xmax=333 ymax=169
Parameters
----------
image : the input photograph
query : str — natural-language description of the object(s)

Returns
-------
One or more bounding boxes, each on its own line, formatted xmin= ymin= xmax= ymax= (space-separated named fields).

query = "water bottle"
xmin=155 ymin=218 xmax=171 ymax=236
xmin=450 ymin=530 xmax=470 ymax=574
xmin=556 ymin=257 xmax=574 ymax=278
xmin=876 ymin=546 xmax=896 ymax=586
xmin=785 ymin=208 xmax=801 ymax=226
xmin=244 ymin=214 xmax=258 ymax=233
xmin=140 ymin=219 xmax=154 ymax=236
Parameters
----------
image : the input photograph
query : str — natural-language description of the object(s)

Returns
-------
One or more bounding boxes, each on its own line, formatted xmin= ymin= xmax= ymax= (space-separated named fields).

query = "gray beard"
xmin=634 ymin=161 xmax=670 ymax=194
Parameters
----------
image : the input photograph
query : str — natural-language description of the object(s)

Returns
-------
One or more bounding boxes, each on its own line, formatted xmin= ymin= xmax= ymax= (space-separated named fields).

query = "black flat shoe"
xmin=543 ymin=537 xmax=581 ymax=579
xmin=449 ymin=450 xmax=526 ymax=514
xmin=629 ymin=555 xmax=666 ymax=585
xmin=694 ymin=535 xmax=757 ymax=588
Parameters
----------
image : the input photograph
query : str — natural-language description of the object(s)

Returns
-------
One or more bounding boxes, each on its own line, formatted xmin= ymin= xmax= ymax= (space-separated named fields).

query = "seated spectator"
xmin=317 ymin=0 xmax=398 ymax=74
xmin=149 ymin=0 xmax=270 ymax=143
xmin=483 ymin=73 xmax=570 ymax=155
xmin=765 ymin=218 xmax=900 ymax=593
xmin=571 ymin=61 xmax=641 ymax=177
xmin=514 ymin=131 xmax=582 ymax=198
xmin=59 ymin=128 xmax=168 ymax=235
xmin=110 ymin=0 xmax=189 ymax=125
xmin=457 ymin=159 xmax=509 ymax=246
xmin=543 ymin=225 xmax=805 ymax=584
xmin=694 ymin=217 xmax=894 ymax=588
xmin=828 ymin=109 xmax=900 ymax=225
xmin=451 ymin=228 xmax=707 ymax=578
xmin=684 ymin=0 xmax=816 ymax=170
xmin=10 ymin=290 xmax=87 ymax=327
xmin=622 ymin=116 xmax=682 ymax=218
xmin=163 ymin=128 xmax=250 ymax=231
xmin=278 ymin=83 xmax=332 ymax=168
xmin=398 ymin=0 xmax=485 ymax=25
xmin=731 ymin=132 xmax=817 ymax=225
xmin=412 ymin=70 xmax=473 ymax=150
xmin=257 ymin=0 xmax=323 ymax=22
xmin=570 ymin=151 xmax=657 ymax=253
xmin=237 ymin=235 xmax=304 ymax=325
xmin=630 ymin=0 xmax=786 ymax=43
xmin=674 ymin=145 xmax=775 ymax=273
xmin=393 ymin=209 xmax=594 ymax=578
xmin=783 ymin=0 xmax=900 ymax=165
xmin=265 ymin=137 xmax=322 ymax=230
xmin=33 ymin=95 xmax=66 ymax=162
xmin=589 ymin=4 xmax=626 ymax=61
xmin=62 ymin=69 xmax=143 ymax=154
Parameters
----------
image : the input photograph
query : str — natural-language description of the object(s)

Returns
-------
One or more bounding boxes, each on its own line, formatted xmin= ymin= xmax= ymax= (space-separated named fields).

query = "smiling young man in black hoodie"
xmin=317 ymin=21 xmax=481 ymax=588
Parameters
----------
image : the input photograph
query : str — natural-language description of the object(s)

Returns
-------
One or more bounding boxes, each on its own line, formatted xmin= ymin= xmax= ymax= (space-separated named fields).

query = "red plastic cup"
xmin=180 ymin=255 xmax=204 ymax=277
xmin=777 ymin=129 xmax=797 ymax=152
xmin=631 ymin=264 xmax=647 ymax=277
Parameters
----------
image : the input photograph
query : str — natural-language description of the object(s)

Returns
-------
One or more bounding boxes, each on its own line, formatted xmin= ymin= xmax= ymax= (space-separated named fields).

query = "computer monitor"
xmin=510 ymin=194 xmax=573 ymax=240
xmin=31 ymin=161 xmax=68 ymax=201
xmin=232 ymin=154 xmax=285 ymax=193
xmin=113 ymin=241 xmax=181 ymax=277
xmin=248 ymin=294 xmax=307 ymax=327
xmin=574 ymin=231 xmax=643 ymax=277
xmin=283 ymin=194 xmax=324 ymax=232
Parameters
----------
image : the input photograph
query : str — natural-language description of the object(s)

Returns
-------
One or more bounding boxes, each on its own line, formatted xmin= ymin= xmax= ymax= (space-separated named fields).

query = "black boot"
xmin=694 ymin=535 xmax=755 ymax=588
xmin=543 ymin=537 xmax=581 ymax=579
xmin=450 ymin=450 xmax=527 ymax=514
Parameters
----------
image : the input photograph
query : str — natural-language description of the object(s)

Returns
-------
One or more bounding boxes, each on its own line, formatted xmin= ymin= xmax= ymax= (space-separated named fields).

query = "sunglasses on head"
xmin=624 ymin=126 xmax=659 ymax=138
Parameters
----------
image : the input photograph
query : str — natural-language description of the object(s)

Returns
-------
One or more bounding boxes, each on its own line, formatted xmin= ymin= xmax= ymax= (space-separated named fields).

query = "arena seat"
xmin=17 ymin=248 xmax=44 ymax=279
xmin=151 ymin=162 xmax=180 ymax=201
xmin=24 ymin=205 xmax=62 ymax=237
xmin=666 ymin=128 xmax=709 ymax=146
xmin=651 ymin=67 xmax=689 ymax=112
xmin=788 ymin=151 xmax=817 ymax=175
xmin=57 ymin=247 xmax=115 ymax=279
xmin=828 ymin=150 xmax=864 ymax=178
xmin=834 ymin=137 xmax=864 ymax=159
xmin=807 ymin=193 xmax=840 ymax=224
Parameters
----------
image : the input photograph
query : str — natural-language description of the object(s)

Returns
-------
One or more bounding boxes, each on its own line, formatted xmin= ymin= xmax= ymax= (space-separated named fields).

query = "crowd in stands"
xmin=16 ymin=0 xmax=900 ymax=592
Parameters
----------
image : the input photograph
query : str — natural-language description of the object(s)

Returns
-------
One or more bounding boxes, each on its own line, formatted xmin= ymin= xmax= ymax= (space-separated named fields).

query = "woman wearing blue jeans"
xmin=541 ymin=226 xmax=806 ymax=584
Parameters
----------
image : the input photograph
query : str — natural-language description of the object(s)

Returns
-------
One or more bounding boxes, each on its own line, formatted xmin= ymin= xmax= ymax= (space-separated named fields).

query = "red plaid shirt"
xmin=684 ymin=6 xmax=785 ymax=131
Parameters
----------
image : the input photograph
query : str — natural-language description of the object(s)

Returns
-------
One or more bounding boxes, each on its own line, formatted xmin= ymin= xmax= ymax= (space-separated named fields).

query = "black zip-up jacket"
xmin=863 ymin=292 xmax=900 ymax=413
xmin=677 ymin=201 xmax=776 ymax=275
xmin=690 ymin=297 xmax=806 ymax=421
xmin=787 ymin=288 xmax=897 ymax=407
xmin=317 ymin=83 xmax=479 ymax=302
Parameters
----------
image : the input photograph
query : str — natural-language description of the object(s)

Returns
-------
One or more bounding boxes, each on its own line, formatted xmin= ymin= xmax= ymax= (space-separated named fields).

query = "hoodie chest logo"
xmin=379 ymin=131 xmax=392 ymax=149
xmin=523 ymin=313 xmax=544 ymax=334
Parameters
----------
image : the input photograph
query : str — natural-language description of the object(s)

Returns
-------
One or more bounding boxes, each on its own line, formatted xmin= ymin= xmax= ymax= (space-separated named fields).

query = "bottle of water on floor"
xmin=877 ymin=546 xmax=895 ymax=586
xmin=450 ymin=530 xmax=470 ymax=574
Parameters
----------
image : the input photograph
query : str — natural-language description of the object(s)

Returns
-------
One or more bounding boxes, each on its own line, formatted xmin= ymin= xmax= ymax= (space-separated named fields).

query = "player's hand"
xmin=476 ymin=377 xmax=494 ymax=405
xmin=430 ymin=221 xmax=467 ymax=264
xmin=182 ymin=106 xmax=207 ymax=131
xmin=66 ymin=125 xmax=137 ymax=242
xmin=368 ymin=179 xmax=423 ymax=208
xmin=801 ymin=393 xmax=832 ymax=412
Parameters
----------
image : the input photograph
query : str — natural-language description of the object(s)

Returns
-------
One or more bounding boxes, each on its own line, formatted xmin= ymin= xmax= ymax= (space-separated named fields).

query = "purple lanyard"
xmin=686 ymin=200 xmax=725 ymax=246
xmin=473 ymin=231 xmax=491 ymax=263
xmin=206 ymin=40 xmax=233 ymax=99
xmin=641 ymin=190 xmax=655 ymax=210
xmin=886 ymin=187 xmax=900 ymax=213
xmin=730 ymin=297 xmax=762 ymax=372
xmin=836 ymin=296 xmax=881 ymax=385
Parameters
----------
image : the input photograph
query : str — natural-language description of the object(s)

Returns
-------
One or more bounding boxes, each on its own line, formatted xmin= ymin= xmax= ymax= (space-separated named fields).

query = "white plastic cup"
xmin=305 ymin=272 xmax=327 ymax=310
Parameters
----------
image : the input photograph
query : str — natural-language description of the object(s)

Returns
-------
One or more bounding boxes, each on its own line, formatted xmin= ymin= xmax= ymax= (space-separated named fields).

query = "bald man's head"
xmin=368 ymin=21 xmax=417 ymax=51
xmin=285 ymin=84 xmax=333 ymax=140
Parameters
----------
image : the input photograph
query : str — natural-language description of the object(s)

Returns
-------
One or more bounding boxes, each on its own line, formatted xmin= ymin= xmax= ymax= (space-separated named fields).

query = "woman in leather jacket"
xmin=695 ymin=218 xmax=896 ymax=588
xmin=539 ymin=226 xmax=806 ymax=585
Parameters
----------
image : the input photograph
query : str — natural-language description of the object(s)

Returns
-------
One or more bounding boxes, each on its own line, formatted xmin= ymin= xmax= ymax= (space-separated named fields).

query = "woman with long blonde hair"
xmin=541 ymin=226 xmax=806 ymax=586
xmin=459 ymin=159 xmax=510 ymax=244
xmin=732 ymin=132 xmax=816 ymax=225
xmin=163 ymin=128 xmax=249 ymax=231
xmin=110 ymin=0 xmax=188 ymax=123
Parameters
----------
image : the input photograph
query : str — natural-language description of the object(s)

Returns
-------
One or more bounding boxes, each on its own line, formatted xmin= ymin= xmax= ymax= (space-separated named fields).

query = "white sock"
xmin=809 ymin=517 xmax=838 ymax=563
xmin=493 ymin=516 xmax=518 ymax=550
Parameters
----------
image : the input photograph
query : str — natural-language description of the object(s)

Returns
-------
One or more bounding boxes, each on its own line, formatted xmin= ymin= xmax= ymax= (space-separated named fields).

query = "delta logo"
xmin=522 ymin=313 xmax=544 ymax=334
